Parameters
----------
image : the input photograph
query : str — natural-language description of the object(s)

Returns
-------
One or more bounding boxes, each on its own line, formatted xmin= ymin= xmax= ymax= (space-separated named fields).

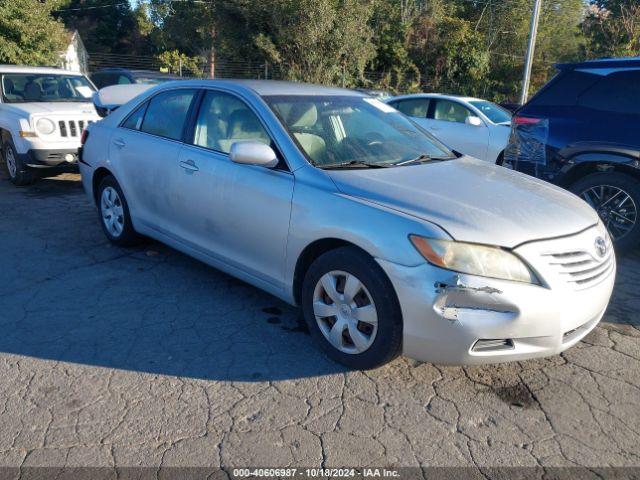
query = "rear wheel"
xmin=301 ymin=247 xmax=403 ymax=369
xmin=570 ymin=172 xmax=640 ymax=252
xmin=3 ymin=142 xmax=33 ymax=186
xmin=97 ymin=175 xmax=141 ymax=247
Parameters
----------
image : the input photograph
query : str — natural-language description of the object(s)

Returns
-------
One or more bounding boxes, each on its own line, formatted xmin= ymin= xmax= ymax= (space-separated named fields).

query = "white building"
xmin=59 ymin=30 xmax=89 ymax=74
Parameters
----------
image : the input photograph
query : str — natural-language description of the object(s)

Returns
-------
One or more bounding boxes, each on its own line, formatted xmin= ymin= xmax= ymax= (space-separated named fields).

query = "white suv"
xmin=0 ymin=66 xmax=100 ymax=185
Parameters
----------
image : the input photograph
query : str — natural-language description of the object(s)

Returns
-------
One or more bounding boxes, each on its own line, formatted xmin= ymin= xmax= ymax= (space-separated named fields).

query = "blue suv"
xmin=505 ymin=57 xmax=640 ymax=251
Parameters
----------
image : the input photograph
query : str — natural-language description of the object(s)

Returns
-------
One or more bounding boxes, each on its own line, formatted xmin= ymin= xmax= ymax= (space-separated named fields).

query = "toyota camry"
xmin=79 ymin=80 xmax=615 ymax=369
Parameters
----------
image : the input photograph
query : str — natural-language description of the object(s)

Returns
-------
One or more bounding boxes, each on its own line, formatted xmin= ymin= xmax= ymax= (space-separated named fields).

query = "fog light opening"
xmin=472 ymin=338 xmax=515 ymax=352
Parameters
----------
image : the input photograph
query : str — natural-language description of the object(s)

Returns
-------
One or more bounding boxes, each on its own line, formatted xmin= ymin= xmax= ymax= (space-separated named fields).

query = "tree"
xmin=234 ymin=0 xmax=376 ymax=86
xmin=58 ymin=0 xmax=154 ymax=55
xmin=0 ymin=0 xmax=68 ymax=65
xmin=583 ymin=0 xmax=640 ymax=58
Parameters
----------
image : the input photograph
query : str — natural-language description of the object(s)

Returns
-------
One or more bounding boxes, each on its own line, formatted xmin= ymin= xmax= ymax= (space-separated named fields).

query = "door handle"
xmin=179 ymin=159 xmax=199 ymax=172
xmin=429 ymin=126 xmax=440 ymax=131
xmin=113 ymin=138 xmax=126 ymax=148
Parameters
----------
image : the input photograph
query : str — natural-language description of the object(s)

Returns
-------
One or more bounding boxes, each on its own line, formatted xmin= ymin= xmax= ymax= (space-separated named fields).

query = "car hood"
xmin=2 ymin=102 xmax=97 ymax=116
xmin=326 ymin=157 xmax=599 ymax=248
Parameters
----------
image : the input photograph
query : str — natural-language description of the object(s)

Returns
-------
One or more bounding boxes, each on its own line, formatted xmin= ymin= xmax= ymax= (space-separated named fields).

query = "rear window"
xmin=394 ymin=98 xmax=430 ymax=118
xmin=577 ymin=70 xmax=640 ymax=115
xmin=527 ymin=70 xmax=600 ymax=107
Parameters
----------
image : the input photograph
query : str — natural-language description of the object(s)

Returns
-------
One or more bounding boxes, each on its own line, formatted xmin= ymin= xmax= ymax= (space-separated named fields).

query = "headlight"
xmin=35 ymin=118 xmax=55 ymax=135
xmin=409 ymin=235 xmax=539 ymax=284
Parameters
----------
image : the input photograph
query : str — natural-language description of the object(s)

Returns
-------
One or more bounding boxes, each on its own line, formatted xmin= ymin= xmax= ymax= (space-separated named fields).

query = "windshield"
xmin=265 ymin=95 xmax=453 ymax=167
xmin=469 ymin=100 xmax=512 ymax=124
xmin=1 ymin=74 xmax=96 ymax=103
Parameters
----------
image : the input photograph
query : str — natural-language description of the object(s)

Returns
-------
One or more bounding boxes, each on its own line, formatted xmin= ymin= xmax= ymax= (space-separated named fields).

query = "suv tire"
xmin=3 ymin=141 xmax=33 ymax=186
xmin=301 ymin=246 xmax=403 ymax=369
xmin=570 ymin=172 xmax=640 ymax=252
xmin=97 ymin=175 xmax=141 ymax=247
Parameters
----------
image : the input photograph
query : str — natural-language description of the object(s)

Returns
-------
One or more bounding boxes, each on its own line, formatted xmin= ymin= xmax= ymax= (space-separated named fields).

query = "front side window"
xmin=469 ymin=100 xmax=511 ymax=124
xmin=193 ymin=90 xmax=271 ymax=153
xmin=1 ymin=73 xmax=95 ymax=103
xmin=433 ymin=100 xmax=472 ymax=123
xmin=139 ymin=89 xmax=197 ymax=141
xmin=395 ymin=98 xmax=430 ymax=118
xmin=266 ymin=95 xmax=452 ymax=167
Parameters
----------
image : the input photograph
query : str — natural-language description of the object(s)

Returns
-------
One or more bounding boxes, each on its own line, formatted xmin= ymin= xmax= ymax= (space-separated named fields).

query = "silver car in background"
xmin=79 ymin=80 xmax=615 ymax=369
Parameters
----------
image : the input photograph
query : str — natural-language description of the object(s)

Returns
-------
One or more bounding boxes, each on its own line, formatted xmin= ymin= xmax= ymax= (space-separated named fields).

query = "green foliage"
xmin=156 ymin=50 xmax=203 ymax=77
xmin=58 ymin=0 xmax=154 ymax=55
xmin=583 ymin=0 xmax=640 ymax=57
xmin=224 ymin=0 xmax=376 ymax=86
xmin=0 ymin=0 xmax=68 ymax=65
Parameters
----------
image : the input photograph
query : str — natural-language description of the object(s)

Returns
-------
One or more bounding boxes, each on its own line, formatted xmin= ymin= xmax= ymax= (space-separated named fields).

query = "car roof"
xmin=0 ymin=65 xmax=84 ymax=76
xmin=386 ymin=93 xmax=484 ymax=103
xmin=556 ymin=56 xmax=640 ymax=71
xmin=94 ymin=68 xmax=180 ymax=78
xmin=151 ymin=79 xmax=364 ymax=97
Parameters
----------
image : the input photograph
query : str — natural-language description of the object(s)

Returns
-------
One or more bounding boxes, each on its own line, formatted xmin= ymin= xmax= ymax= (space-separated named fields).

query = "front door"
xmin=173 ymin=89 xmax=294 ymax=288
xmin=428 ymin=99 xmax=490 ymax=160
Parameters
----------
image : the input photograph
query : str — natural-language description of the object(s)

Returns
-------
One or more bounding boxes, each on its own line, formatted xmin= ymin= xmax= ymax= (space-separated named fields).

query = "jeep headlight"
xmin=35 ymin=118 xmax=55 ymax=135
xmin=409 ymin=235 xmax=540 ymax=284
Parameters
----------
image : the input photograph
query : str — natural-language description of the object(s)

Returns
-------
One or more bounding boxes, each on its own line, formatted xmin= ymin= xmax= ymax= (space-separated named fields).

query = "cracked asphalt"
xmin=0 ymin=172 xmax=639 ymax=472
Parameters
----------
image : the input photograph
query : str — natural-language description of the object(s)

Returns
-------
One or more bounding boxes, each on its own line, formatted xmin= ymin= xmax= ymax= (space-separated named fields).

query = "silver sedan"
xmin=79 ymin=80 xmax=615 ymax=369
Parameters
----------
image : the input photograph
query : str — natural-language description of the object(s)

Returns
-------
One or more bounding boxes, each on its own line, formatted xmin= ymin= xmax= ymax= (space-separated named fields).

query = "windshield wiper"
xmin=319 ymin=160 xmax=395 ymax=169
xmin=394 ymin=153 xmax=456 ymax=166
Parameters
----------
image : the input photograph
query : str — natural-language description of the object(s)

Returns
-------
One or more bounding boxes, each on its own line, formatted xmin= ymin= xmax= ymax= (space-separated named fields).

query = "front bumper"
xmin=378 ymin=226 xmax=616 ymax=365
xmin=19 ymin=149 xmax=80 ymax=169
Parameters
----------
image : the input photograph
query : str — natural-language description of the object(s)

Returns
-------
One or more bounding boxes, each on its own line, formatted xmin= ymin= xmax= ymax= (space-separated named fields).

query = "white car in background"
xmin=0 ymin=66 xmax=100 ymax=185
xmin=386 ymin=93 xmax=512 ymax=164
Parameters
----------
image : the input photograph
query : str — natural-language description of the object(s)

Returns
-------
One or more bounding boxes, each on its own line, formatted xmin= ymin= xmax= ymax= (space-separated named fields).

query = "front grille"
xmin=543 ymin=244 xmax=614 ymax=290
xmin=57 ymin=119 xmax=94 ymax=138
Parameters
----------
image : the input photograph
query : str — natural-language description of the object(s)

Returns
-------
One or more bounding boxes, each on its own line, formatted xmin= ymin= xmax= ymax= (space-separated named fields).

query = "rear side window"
xmin=527 ymin=70 xmax=599 ymax=107
xmin=577 ymin=70 xmax=640 ymax=115
xmin=139 ymin=89 xmax=197 ymax=141
xmin=395 ymin=98 xmax=430 ymax=118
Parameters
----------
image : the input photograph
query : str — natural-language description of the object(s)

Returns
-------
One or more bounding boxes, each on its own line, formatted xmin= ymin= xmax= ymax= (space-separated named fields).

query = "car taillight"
xmin=80 ymin=129 xmax=89 ymax=145
xmin=512 ymin=115 xmax=543 ymax=125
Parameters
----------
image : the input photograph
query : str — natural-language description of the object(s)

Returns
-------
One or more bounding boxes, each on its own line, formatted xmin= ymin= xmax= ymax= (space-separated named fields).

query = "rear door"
xmin=428 ymin=99 xmax=490 ymax=160
xmin=110 ymin=88 xmax=199 ymax=230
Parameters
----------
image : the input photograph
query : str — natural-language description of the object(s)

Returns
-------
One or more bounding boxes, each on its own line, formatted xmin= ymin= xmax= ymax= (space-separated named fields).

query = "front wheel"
xmin=301 ymin=247 xmax=403 ymax=370
xmin=3 ymin=142 xmax=33 ymax=186
xmin=570 ymin=172 xmax=640 ymax=252
xmin=97 ymin=175 xmax=141 ymax=247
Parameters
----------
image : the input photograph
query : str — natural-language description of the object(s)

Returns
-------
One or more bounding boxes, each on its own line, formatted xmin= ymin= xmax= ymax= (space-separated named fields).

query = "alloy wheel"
xmin=5 ymin=147 xmax=17 ymax=179
xmin=312 ymin=270 xmax=378 ymax=354
xmin=100 ymin=186 xmax=125 ymax=238
xmin=581 ymin=184 xmax=638 ymax=241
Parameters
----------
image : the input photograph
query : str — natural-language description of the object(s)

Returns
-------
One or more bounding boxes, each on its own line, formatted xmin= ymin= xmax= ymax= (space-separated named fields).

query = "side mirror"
xmin=465 ymin=116 xmax=483 ymax=127
xmin=229 ymin=141 xmax=278 ymax=168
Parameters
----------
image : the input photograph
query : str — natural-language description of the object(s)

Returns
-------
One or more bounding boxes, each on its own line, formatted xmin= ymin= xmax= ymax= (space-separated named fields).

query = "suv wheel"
xmin=301 ymin=247 xmax=403 ymax=369
xmin=3 ymin=142 xmax=33 ymax=186
xmin=97 ymin=175 xmax=141 ymax=246
xmin=570 ymin=172 xmax=640 ymax=252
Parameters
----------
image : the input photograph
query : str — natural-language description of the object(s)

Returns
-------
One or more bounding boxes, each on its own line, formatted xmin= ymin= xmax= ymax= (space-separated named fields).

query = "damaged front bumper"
xmin=376 ymin=228 xmax=615 ymax=365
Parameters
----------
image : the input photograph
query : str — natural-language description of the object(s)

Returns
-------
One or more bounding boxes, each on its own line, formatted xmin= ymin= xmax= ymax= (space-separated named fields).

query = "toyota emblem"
xmin=595 ymin=237 xmax=607 ymax=258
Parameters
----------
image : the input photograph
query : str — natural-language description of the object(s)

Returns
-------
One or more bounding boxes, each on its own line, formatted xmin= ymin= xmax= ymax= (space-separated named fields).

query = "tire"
xmin=301 ymin=246 xmax=403 ymax=369
xmin=570 ymin=172 xmax=640 ymax=252
xmin=96 ymin=175 xmax=141 ymax=247
xmin=3 ymin=141 xmax=33 ymax=186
